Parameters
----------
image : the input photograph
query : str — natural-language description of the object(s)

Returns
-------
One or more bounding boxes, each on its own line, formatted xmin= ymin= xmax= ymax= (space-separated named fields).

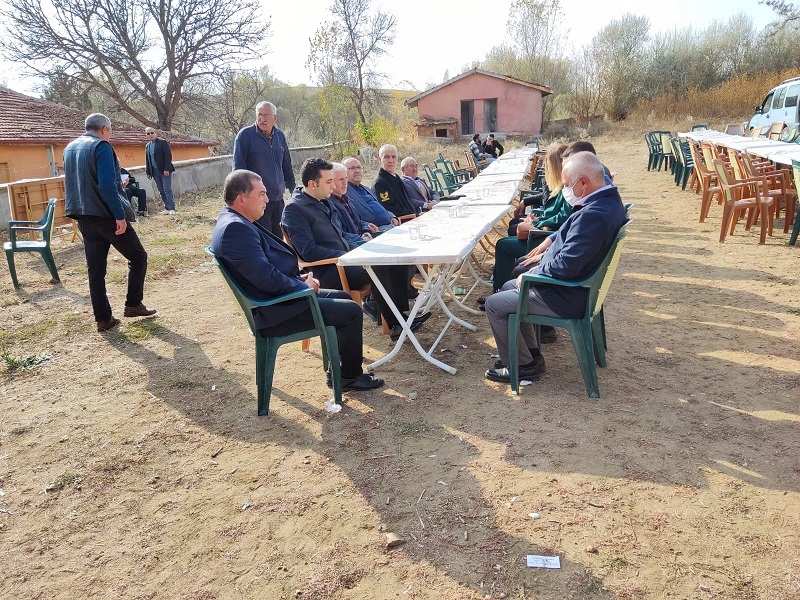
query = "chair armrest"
xmin=9 ymin=220 xmax=43 ymax=227
xmin=398 ymin=214 xmax=416 ymax=222
xmin=298 ymin=256 xmax=340 ymax=269
xmin=519 ymin=271 xmax=588 ymax=291
xmin=246 ymin=287 xmax=317 ymax=309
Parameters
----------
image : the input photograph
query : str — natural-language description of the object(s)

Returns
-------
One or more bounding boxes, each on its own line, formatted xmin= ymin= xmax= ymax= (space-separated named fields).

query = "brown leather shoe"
xmin=124 ymin=303 xmax=157 ymax=317
xmin=97 ymin=317 xmax=121 ymax=332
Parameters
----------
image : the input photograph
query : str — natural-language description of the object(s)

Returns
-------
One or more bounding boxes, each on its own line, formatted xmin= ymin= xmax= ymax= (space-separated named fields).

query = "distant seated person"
xmin=469 ymin=133 xmax=494 ymax=165
xmin=209 ymin=169 xmax=384 ymax=392
xmin=329 ymin=162 xmax=378 ymax=245
xmin=120 ymin=168 xmax=147 ymax=216
xmin=373 ymin=144 xmax=420 ymax=220
xmin=282 ymin=158 xmax=429 ymax=341
xmin=400 ymin=157 xmax=439 ymax=211
xmin=343 ymin=156 xmax=400 ymax=231
xmin=482 ymin=134 xmax=504 ymax=159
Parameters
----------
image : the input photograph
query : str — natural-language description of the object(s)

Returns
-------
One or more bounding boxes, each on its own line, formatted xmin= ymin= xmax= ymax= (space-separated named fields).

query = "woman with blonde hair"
xmin=485 ymin=143 xmax=571 ymax=296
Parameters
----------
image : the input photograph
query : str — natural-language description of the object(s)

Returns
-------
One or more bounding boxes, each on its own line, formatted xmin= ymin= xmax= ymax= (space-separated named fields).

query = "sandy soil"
xmin=1 ymin=127 xmax=799 ymax=599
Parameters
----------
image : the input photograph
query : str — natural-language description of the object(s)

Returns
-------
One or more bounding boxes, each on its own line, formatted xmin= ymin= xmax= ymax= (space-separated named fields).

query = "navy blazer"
xmin=401 ymin=175 xmax=440 ymax=209
xmin=145 ymin=137 xmax=175 ymax=175
xmin=210 ymin=206 xmax=309 ymax=329
xmin=281 ymin=188 xmax=353 ymax=262
xmin=531 ymin=186 xmax=627 ymax=318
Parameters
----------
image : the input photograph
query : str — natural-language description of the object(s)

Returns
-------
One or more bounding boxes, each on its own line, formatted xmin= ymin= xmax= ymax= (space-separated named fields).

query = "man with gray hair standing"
xmin=64 ymin=113 xmax=156 ymax=332
xmin=232 ymin=101 xmax=296 ymax=236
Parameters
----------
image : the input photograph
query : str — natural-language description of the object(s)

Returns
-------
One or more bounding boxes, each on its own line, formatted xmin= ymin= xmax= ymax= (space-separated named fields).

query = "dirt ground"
xmin=1 ymin=126 xmax=799 ymax=600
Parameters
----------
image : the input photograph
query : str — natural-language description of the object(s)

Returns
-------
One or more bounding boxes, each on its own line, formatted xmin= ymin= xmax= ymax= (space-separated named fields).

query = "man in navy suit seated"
xmin=210 ymin=169 xmax=384 ymax=392
xmin=484 ymin=152 xmax=627 ymax=385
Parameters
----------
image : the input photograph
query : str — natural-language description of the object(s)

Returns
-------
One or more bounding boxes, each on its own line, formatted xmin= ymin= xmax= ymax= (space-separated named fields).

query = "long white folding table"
xmin=339 ymin=204 xmax=512 ymax=373
xmin=680 ymin=129 xmax=800 ymax=166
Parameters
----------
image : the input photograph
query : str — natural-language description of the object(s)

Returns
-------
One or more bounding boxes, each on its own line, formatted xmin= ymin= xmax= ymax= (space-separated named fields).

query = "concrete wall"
xmin=1 ymin=141 xmax=344 ymax=226
xmin=416 ymin=72 xmax=544 ymax=136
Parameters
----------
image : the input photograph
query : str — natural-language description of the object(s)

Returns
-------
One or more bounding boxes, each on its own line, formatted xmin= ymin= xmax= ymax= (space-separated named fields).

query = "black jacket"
xmin=145 ymin=137 xmax=175 ymax=175
xmin=373 ymin=168 xmax=418 ymax=217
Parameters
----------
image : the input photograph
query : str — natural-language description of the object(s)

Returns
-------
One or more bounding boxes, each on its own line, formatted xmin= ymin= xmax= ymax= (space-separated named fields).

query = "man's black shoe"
xmin=485 ymin=361 xmax=543 ymax=383
xmin=362 ymin=299 xmax=379 ymax=323
xmin=411 ymin=312 xmax=431 ymax=327
xmin=341 ymin=373 xmax=385 ymax=391
xmin=478 ymin=296 xmax=487 ymax=305
xmin=389 ymin=319 xmax=424 ymax=341
xmin=493 ymin=353 xmax=546 ymax=371
xmin=540 ymin=326 xmax=557 ymax=344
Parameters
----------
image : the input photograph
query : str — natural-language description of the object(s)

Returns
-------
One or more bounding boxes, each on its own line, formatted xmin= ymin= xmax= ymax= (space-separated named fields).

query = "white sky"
xmin=1 ymin=0 xmax=779 ymax=95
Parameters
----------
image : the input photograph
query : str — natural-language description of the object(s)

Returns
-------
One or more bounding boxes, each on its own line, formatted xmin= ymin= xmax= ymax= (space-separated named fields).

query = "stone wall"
xmin=0 ymin=141 xmax=346 ymax=227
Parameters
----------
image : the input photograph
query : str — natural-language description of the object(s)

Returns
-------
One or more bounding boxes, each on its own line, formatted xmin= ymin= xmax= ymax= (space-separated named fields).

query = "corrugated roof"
xmin=404 ymin=69 xmax=554 ymax=108
xmin=0 ymin=87 xmax=216 ymax=147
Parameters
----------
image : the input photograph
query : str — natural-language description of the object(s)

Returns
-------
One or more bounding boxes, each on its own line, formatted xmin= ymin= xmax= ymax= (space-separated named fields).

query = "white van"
xmin=748 ymin=76 xmax=800 ymax=132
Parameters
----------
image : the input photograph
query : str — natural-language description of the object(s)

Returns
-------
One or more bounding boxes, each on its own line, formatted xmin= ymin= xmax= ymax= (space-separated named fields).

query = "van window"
xmin=760 ymin=93 xmax=774 ymax=113
xmin=772 ymin=86 xmax=787 ymax=109
xmin=785 ymin=84 xmax=800 ymax=108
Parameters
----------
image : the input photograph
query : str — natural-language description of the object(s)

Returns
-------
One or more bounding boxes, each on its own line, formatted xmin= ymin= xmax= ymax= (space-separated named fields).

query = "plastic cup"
xmin=417 ymin=224 xmax=427 ymax=238
xmin=408 ymin=224 xmax=420 ymax=240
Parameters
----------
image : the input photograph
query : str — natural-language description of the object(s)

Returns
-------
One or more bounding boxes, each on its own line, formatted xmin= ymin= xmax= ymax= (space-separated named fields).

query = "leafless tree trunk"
xmin=307 ymin=0 xmax=396 ymax=125
xmin=1 ymin=0 xmax=267 ymax=131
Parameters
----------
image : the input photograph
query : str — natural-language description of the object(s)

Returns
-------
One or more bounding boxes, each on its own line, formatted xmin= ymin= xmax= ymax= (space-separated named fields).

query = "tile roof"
xmin=0 ymin=87 xmax=216 ymax=147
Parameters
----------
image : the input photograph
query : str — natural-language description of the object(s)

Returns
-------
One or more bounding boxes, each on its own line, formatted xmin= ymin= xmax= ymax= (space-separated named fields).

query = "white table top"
xmin=679 ymin=129 xmax=800 ymax=166
xmin=339 ymin=204 xmax=512 ymax=266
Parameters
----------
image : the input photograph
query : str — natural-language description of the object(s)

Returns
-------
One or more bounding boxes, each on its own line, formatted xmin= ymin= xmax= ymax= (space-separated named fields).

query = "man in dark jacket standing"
xmin=232 ymin=101 xmax=296 ymax=236
xmin=144 ymin=127 xmax=176 ymax=215
xmin=64 ymin=114 xmax=156 ymax=332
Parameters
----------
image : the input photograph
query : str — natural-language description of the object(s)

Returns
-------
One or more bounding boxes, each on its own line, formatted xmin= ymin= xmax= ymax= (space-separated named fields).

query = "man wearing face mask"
xmin=483 ymin=151 xmax=626 ymax=384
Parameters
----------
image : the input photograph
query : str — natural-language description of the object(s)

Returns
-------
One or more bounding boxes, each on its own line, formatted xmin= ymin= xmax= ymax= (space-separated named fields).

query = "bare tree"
xmin=307 ymin=0 xmax=397 ymax=124
xmin=0 ymin=0 xmax=268 ymax=131
xmin=762 ymin=0 xmax=800 ymax=25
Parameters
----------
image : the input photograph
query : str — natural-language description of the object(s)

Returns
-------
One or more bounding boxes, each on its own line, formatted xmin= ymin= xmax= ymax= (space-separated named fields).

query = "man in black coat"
xmin=282 ymin=158 xmax=429 ymax=340
xmin=144 ymin=127 xmax=176 ymax=215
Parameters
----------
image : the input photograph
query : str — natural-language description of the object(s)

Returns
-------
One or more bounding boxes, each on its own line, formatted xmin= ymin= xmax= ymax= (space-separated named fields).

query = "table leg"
xmin=363 ymin=265 xmax=459 ymax=374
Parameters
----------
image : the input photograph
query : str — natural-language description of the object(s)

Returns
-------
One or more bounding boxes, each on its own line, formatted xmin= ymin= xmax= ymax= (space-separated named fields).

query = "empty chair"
xmin=791 ymin=160 xmax=800 ymax=245
xmin=724 ymin=124 xmax=744 ymax=136
xmin=4 ymin=197 xmax=60 ymax=290
xmin=766 ymin=121 xmax=786 ymax=140
xmin=691 ymin=124 xmax=708 ymax=131
xmin=712 ymin=159 xmax=774 ymax=244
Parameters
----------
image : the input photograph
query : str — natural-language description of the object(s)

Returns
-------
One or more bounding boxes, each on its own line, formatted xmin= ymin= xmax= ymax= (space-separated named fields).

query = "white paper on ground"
xmin=526 ymin=555 xmax=561 ymax=569
xmin=325 ymin=399 xmax=342 ymax=413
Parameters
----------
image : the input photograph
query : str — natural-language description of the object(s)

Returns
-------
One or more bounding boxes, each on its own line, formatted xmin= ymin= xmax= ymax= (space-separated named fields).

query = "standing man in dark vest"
xmin=232 ymin=101 xmax=296 ymax=236
xmin=144 ymin=127 xmax=176 ymax=215
xmin=64 ymin=113 xmax=156 ymax=332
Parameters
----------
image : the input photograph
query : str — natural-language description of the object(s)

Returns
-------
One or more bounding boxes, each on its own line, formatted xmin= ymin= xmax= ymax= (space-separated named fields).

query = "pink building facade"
xmin=406 ymin=69 xmax=553 ymax=139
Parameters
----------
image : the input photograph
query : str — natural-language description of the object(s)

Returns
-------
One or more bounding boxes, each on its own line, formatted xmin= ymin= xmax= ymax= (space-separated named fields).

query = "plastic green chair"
xmin=790 ymin=160 xmax=800 ymax=245
xmin=205 ymin=247 xmax=342 ymax=415
xmin=422 ymin=164 xmax=444 ymax=195
xmin=508 ymin=222 xmax=630 ymax=398
xmin=781 ymin=124 xmax=799 ymax=143
xmin=432 ymin=168 xmax=460 ymax=195
xmin=4 ymin=197 xmax=60 ymax=290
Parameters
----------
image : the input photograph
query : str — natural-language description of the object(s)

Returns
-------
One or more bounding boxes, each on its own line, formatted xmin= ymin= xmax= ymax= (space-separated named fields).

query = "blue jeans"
xmin=152 ymin=172 xmax=175 ymax=210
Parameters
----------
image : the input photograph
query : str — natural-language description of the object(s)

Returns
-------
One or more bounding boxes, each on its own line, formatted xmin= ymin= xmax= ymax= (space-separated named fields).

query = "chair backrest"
xmin=767 ymin=121 xmax=785 ymax=140
xmin=659 ymin=133 xmax=674 ymax=155
xmin=748 ymin=126 xmax=762 ymax=138
xmin=205 ymin=247 xmax=258 ymax=336
xmin=691 ymin=124 xmax=708 ymax=131
xmin=586 ymin=221 xmax=630 ymax=319
xmin=781 ymin=124 xmax=799 ymax=142
xmin=724 ymin=124 xmax=744 ymax=136
xmin=793 ymin=160 xmax=800 ymax=193
xmin=433 ymin=169 xmax=453 ymax=194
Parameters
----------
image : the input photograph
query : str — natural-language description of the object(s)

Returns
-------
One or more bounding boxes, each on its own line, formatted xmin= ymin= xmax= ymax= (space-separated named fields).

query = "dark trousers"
xmin=316 ymin=264 xmax=408 ymax=327
xmin=126 ymin=188 xmax=147 ymax=213
xmin=77 ymin=216 xmax=148 ymax=322
xmin=256 ymin=199 xmax=284 ymax=237
xmin=493 ymin=237 xmax=528 ymax=292
xmin=259 ymin=290 xmax=363 ymax=380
